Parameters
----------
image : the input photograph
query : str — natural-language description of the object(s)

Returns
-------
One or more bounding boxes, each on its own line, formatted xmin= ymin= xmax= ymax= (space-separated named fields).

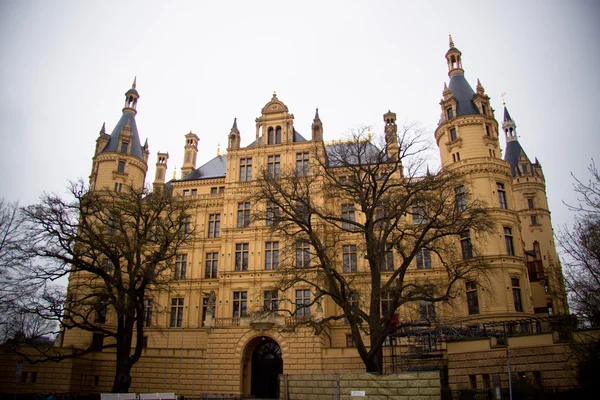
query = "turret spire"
xmin=132 ymin=76 xmax=137 ymax=89
xmin=445 ymin=35 xmax=464 ymax=78
xmin=100 ymin=122 xmax=106 ymax=135
xmin=449 ymin=33 xmax=454 ymax=48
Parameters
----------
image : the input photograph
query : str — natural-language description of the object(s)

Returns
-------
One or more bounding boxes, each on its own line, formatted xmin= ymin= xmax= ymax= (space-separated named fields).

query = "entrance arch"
xmin=242 ymin=337 xmax=283 ymax=399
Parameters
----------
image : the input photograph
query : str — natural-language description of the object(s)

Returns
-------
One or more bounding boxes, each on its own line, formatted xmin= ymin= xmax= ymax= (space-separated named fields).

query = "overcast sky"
xmin=0 ymin=0 xmax=598 ymax=234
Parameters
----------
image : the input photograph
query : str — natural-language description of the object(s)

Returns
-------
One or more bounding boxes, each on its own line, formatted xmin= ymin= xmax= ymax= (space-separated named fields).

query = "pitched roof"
xmin=101 ymin=112 xmax=144 ymax=160
xmin=178 ymin=155 xmax=227 ymax=181
xmin=448 ymin=74 xmax=480 ymax=117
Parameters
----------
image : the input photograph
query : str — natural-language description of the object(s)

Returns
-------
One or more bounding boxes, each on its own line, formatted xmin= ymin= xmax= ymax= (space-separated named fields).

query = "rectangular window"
xmin=183 ymin=189 xmax=190 ymax=197
xmin=531 ymin=215 xmax=538 ymax=225
xmin=341 ymin=204 xmax=356 ymax=229
xmin=202 ymin=297 xmax=209 ymax=325
xmin=265 ymin=241 xmax=279 ymax=270
xmin=114 ymin=182 xmax=122 ymax=192
xmin=296 ymin=152 xmax=309 ymax=176
xmin=346 ymin=292 xmax=359 ymax=324
xmin=170 ymin=298 xmax=184 ymax=327
xmin=450 ymin=128 xmax=457 ymax=141
xmin=456 ymin=152 xmax=460 ymax=161
xmin=233 ymin=291 xmax=247 ymax=318
xmin=527 ymin=198 xmax=535 ymax=209
xmin=117 ymin=160 xmax=125 ymax=173
xmin=208 ymin=213 xmax=221 ymax=238
xmin=180 ymin=216 xmax=191 ymax=237
xmin=191 ymin=189 xmax=197 ymax=196
xmin=219 ymin=186 xmax=225 ymax=193
xmin=504 ymin=227 xmax=514 ymax=256
xmin=174 ymin=254 xmax=187 ymax=280
xmin=416 ymin=246 xmax=431 ymax=269
xmin=211 ymin=187 xmax=218 ymax=195
xmin=381 ymin=291 xmax=393 ymax=317
xmin=235 ymin=243 xmax=249 ymax=271
xmin=205 ymin=252 xmax=218 ymax=278
xmin=101 ymin=258 xmax=113 ymax=274
xmin=485 ymin=126 xmax=491 ymax=136
xmin=346 ymin=334 xmax=355 ymax=347
xmin=239 ymin=158 xmax=252 ymax=182
xmin=144 ymin=299 xmax=153 ymax=327
xmin=512 ymin=278 xmax=523 ymax=312
xmin=295 ymin=289 xmax=311 ymax=317
xmin=343 ymin=245 xmax=357 ymax=273
xmin=384 ymin=243 xmax=394 ymax=271
xmin=455 ymin=185 xmax=467 ymax=212
xmin=237 ymin=202 xmax=251 ymax=228
xmin=446 ymin=108 xmax=453 ymax=119
xmin=469 ymin=375 xmax=477 ymax=390
xmin=266 ymin=202 xmax=280 ymax=226
xmin=497 ymin=182 xmax=507 ymax=209
xmin=460 ymin=231 xmax=473 ymax=259
xmin=466 ymin=281 xmax=479 ymax=315
xmin=412 ymin=201 xmax=427 ymax=224
xmin=296 ymin=241 xmax=310 ymax=268
xmin=419 ymin=300 xmax=436 ymax=321
xmin=91 ymin=334 xmax=104 ymax=351
xmin=94 ymin=295 xmax=108 ymax=324
xmin=31 ymin=371 xmax=37 ymax=383
xmin=264 ymin=290 xmax=278 ymax=314
xmin=267 ymin=155 xmax=281 ymax=178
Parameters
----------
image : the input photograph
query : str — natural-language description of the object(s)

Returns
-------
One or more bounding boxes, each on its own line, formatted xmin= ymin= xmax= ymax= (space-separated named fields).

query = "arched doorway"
xmin=248 ymin=338 xmax=282 ymax=398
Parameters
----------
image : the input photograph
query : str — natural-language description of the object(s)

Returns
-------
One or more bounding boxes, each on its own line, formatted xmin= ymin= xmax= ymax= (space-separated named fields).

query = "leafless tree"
xmin=251 ymin=126 xmax=492 ymax=373
xmin=18 ymin=181 xmax=195 ymax=392
xmin=559 ymin=160 xmax=600 ymax=327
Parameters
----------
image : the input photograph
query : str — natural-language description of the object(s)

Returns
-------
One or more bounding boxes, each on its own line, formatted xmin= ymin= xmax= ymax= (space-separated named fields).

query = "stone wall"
xmin=446 ymin=333 xmax=577 ymax=391
xmin=280 ymin=371 xmax=441 ymax=400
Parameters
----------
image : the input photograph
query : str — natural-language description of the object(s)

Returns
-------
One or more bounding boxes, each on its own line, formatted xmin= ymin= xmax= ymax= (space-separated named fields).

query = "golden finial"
xmin=501 ymin=92 xmax=507 ymax=106
xmin=132 ymin=76 xmax=137 ymax=89
xmin=449 ymin=33 xmax=454 ymax=48
xmin=172 ymin=168 xmax=177 ymax=180
xmin=216 ymin=142 xmax=221 ymax=156
xmin=273 ymin=90 xmax=277 ymax=97
xmin=367 ymin=127 xmax=372 ymax=141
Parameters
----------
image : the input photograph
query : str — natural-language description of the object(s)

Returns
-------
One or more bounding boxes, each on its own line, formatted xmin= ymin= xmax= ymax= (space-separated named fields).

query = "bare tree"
xmin=559 ymin=160 xmax=600 ymax=327
xmin=251 ymin=127 xmax=492 ymax=373
xmin=18 ymin=181 xmax=194 ymax=392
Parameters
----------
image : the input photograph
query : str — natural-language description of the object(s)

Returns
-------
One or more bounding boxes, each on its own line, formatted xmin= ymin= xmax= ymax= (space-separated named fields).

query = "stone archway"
xmin=242 ymin=337 xmax=283 ymax=399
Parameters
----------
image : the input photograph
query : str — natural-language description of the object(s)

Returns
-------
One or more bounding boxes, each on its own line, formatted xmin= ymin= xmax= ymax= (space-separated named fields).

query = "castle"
xmin=1 ymin=37 xmax=572 ymax=398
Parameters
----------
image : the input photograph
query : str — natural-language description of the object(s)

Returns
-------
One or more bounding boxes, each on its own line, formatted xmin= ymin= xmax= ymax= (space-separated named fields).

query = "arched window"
xmin=275 ymin=126 xmax=282 ymax=144
xmin=267 ymin=127 xmax=274 ymax=144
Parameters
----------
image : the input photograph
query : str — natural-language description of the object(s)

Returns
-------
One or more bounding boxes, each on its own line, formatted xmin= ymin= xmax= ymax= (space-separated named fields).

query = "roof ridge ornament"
xmin=132 ymin=76 xmax=137 ymax=89
xmin=449 ymin=33 xmax=454 ymax=48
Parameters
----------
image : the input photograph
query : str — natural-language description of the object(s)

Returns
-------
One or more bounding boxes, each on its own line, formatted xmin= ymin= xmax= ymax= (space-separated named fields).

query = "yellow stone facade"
xmin=2 ymin=38 xmax=571 ymax=398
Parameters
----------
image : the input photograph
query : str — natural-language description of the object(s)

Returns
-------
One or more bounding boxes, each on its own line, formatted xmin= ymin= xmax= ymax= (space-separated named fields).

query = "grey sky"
xmin=0 ymin=0 xmax=598 ymax=235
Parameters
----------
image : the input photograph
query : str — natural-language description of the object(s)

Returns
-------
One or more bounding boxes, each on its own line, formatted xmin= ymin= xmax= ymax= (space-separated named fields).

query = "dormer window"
xmin=267 ymin=127 xmax=282 ymax=145
xmin=482 ymin=104 xmax=487 ymax=116
xmin=120 ymin=142 xmax=129 ymax=153
xmin=446 ymin=108 xmax=454 ymax=120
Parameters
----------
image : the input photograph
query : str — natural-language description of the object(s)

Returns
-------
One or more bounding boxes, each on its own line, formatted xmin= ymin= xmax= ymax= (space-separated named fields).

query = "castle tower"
xmin=383 ymin=110 xmax=398 ymax=158
xmin=436 ymin=36 xmax=501 ymax=166
xmin=502 ymin=105 xmax=568 ymax=315
xmin=153 ymin=152 xmax=169 ymax=192
xmin=435 ymin=37 xmax=533 ymax=321
xmin=227 ymin=118 xmax=241 ymax=150
xmin=311 ymin=108 xmax=323 ymax=142
xmin=181 ymin=131 xmax=199 ymax=177
xmin=254 ymin=92 xmax=296 ymax=145
xmin=89 ymin=78 xmax=148 ymax=192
